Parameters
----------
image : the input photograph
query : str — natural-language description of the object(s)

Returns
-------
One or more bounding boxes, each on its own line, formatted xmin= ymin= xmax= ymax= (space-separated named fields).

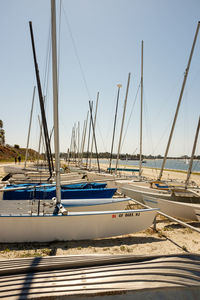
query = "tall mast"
xmin=80 ymin=119 xmax=86 ymax=164
xmin=108 ymin=84 xmax=122 ymax=172
xmin=68 ymin=126 xmax=73 ymax=162
xmin=37 ymin=95 xmax=46 ymax=170
xmin=185 ymin=117 xmax=200 ymax=188
xmin=77 ymin=121 xmax=80 ymax=164
xmin=51 ymin=0 xmax=61 ymax=203
xmin=29 ymin=22 xmax=54 ymax=178
xmin=115 ymin=73 xmax=131 ymax=173
xmin=24 ymin=86 xmax=36 ymax=168
xmin=89 ymin=100 xmax=100 ymax=172
xmin=158 ymin=22 xmax=200 ymax=181
xmin=139 ymin=40 xmax=143 ymax=178
xmin=89 ymin=92 xmax=99 ymax=170
xmin=86 ymin=101 xmax=93 ymax=168
xmin=80 ymin=111 xmax=89 ymax=164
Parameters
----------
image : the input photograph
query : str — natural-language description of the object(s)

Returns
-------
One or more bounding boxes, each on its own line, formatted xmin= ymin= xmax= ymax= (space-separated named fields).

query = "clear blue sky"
xmin=1 ymin=0 xmax=200 ymax=156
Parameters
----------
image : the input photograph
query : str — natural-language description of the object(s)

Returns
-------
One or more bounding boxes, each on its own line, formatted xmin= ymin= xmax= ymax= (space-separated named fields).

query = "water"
xmin=97 ymin=158 xmax=200 ymax=173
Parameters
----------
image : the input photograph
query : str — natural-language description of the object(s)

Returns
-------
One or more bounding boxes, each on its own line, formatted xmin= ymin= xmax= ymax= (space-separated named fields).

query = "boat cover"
xmin=62 ymin=182 xmax=107 ymax=189
xmin=3 ymin=185 xmax=116 ymax=200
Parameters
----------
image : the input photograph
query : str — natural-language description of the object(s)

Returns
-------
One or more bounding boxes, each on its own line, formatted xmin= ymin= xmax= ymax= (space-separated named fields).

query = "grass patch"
xmin=41 ymin=248 xmax=51 ymax=256
xmin=120 ymin=246 xmax=126 ymax=251
xmin=157 ymin=231 xmax=164 ymax=238
xmin=193 ymin=240 xmax=198 ymax=244
xmin=3 ymin=248 xmax=10 ymax=253
xmin=182 ymin=245 xmax=188 ymax=252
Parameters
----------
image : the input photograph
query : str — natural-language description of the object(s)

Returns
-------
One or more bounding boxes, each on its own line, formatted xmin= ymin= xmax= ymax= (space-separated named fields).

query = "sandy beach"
xmin=0 ymin=215 xmax=200 ymax=259
xmin=96 ymin=161 xmax=200 ymax=186
xmin=0 ymin=161 xmax=200 ymax=260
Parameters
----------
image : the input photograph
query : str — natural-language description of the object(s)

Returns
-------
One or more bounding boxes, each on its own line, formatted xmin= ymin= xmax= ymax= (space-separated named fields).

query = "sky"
xmin=0 ymin=0 xmax=200 ymax=157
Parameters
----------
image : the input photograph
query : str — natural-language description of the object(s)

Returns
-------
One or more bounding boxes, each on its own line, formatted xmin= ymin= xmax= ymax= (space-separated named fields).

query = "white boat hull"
xmin=120 ymin=184 xmax=200 ymax=207
xmin=0 ymin=198 xmax=133 ymax=213
xmin=143 ymin=195 xmax=200 ymax=221
xmin=0 ymin=209 xmax=157 ymax=243
xmin=62 ymin=198 xmax=133 ymax=212
xmin=120 ymin=184 xmax=171 ymax=204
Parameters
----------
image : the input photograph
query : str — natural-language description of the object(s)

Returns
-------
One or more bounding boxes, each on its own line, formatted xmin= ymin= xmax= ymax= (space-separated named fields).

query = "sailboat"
xmin=1 ymin=182 xmax=117 ymax=200
xmin=119 ymin=22 xmax=200 ymax=220
xmin=0 ymin=0 xmax=158 ymax=243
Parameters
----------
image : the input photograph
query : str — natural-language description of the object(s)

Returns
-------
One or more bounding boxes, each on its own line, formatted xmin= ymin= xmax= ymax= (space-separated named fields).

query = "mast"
xmin=79 ymin=120 xmax=86 ymax=164
xmin=51 ymin=0 xmax=61 ymax=203
xmin=86 ymin=101 xmax=93 ymax=168
xmin=69 ymin=126 xmax=74 ymax=162
xmin=185 ymin=117 xmax=200 ymax=188
xmin=80 ymin=111 xmax=89 ymax=164
xmin=158 ymin=22 xmax=200 ymax=181
xmin=73 ymin=124 xmax=77 ymax=162
xmin=89 ymin=100 xmax=100 ymax=172
xmin=38 ymin=115 xmax=46 ymax=159
xmin=139 ymin=40 xmax=144 ymax=178
xmin=108 ymin=84 xmax=122 ymax=172
xmin=36 ymin=95 xmax=46 ymax=170
xmin=29 ymin=22 xmax=54 ymax=179
xmin=115 ymin=73 xmax=131 ymax=173
xmin=89 ymin=92 xmax=99 ymax=170
xmin=77 ymin=121 xmax=80 ymax=164
xmin=24 ymin=86 xmax=36 ymax=168
xmin=73 ymin=123 xmax=77 ymax=162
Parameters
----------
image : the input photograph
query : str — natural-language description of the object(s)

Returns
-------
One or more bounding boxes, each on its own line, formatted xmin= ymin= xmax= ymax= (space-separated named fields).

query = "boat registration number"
xmin=112 ymin=212 xmax=140 ymax=218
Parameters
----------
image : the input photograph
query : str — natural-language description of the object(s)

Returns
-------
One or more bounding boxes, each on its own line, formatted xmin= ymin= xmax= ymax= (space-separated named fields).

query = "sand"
xmin=0 ymin=161 xmax=200 ymax=260
xmin=95 ymin=161 xmax=200 ymax=185
xmin=0 ymin=216 xmax=199 ymax=259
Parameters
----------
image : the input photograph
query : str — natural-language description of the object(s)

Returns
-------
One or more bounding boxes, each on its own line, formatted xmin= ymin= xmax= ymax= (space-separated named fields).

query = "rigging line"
xmin=43 ymin=23 xmax=51 ymax=97
xmin=184 ymin=66 xmax=200 ymax=93
xmin=35 ymin=22 xmax=51 ymax=157
xmin=183 ymin=88 xmax=189 ymax=156
xmin=151 ymin=117 xmax=174 ymax=155
xmin=61 ymin=1 xmax=91 ymax=100
xmin=38 ymin=22 xmax=51 ymax=137
xmin=96 ymin=124 xmax=112 ymax=166
xmin=95 ymin=120 xmax=115 ymax=167
xmin=121 ymin=82 xmax=141 ymax=149
xmin=143 ymin=91 xmax=158 ymax=172
xmin=104 ymin=93 xmax=120 ymax=148
xmin=155 ymin=73 xmax=184 ymax=123
xmin=96 ymin=120 xmax=108 ymax=153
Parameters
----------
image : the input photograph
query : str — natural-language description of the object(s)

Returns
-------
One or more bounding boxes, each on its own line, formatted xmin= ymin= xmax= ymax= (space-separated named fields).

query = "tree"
xmin=0 ymin=120 xmax=5 ymax=145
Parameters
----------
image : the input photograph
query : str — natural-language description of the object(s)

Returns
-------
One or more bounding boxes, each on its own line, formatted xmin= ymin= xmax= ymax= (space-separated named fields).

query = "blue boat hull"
xmin=3 ymin=186 xmax=116 ymax=200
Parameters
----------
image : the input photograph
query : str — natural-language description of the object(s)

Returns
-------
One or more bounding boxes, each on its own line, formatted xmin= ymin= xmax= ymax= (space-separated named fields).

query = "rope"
xmin=121 ymin=82 xmax=141 ymax=149
xmin=61 ymin=1 xmax=91 ymax=100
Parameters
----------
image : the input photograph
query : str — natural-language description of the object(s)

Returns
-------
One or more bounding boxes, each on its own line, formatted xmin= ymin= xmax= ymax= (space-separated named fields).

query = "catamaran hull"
xmin=143 ymin=196 xmax=200 ymax=221
xmin=63 ymin=199 xmax=132 ymax=212
xmin=0 ymin=209 xmax=157 ymax=243
xmin=120 ymin=185 xmax=170 ymax=204
xmin=2 ymin=187 xmax=117 ymax=200
xmin=120 ymin=185 xmax=200 ymax=205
